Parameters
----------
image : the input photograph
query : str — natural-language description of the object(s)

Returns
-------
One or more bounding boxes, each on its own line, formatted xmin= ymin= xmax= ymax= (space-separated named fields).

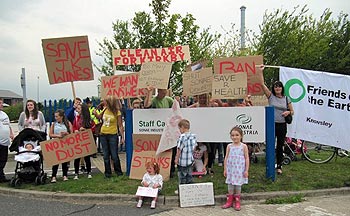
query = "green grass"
xmin=2 ymin=155 xmax=350 ymax=196
xmin=265 ymin=194 xmax=305 ymax=204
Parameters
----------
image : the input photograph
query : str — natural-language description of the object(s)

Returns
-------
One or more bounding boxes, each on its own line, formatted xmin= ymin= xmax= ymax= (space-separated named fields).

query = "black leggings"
xmin=52 ymin=162 xmax=69 ymax=177
xmin=275 ymin=123 xmax=287 ymax=169
xmin=74 ymin=156 xmax=91 ymax=174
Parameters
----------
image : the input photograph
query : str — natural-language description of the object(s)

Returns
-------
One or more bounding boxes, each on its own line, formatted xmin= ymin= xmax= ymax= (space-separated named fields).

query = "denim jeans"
xmin=100 ymin=134 xmax=123 ymax=176
xmin=178 ymin=165 xmax=193 ymax=184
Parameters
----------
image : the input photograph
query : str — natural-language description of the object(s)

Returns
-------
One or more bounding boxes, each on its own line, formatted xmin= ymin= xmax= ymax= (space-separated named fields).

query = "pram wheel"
xmin=10 ymin=178 xmax=16 ymax=187
xmin=35 ymin=176 xmax=41 ymax=185
xmin=282 ymin=156 xmax=292 ymax=165
xmin=14 ymin=178 xmax=22 ymax=187
xmin=40 ymin=173 xmax=47 ymax=185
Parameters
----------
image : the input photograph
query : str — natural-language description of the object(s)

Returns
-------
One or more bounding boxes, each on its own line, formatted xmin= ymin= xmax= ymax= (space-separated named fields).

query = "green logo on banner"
xmin=284 ymin=78 xmax=306 ymax=103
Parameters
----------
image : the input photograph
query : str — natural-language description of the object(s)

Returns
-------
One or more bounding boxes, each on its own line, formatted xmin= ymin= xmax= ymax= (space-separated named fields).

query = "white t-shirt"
xmin=0 ymin=111 xmax=11 ymax=146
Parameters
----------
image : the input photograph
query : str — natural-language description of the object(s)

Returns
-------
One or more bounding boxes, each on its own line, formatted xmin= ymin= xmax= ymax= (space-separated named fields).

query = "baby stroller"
xmin=282 ymin=137 xmax=306 ymax=165
xmin=9 ymin=128 xmax=48 ymax=187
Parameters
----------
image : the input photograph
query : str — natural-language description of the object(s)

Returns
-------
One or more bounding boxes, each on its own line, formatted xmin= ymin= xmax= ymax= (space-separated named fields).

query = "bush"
xmin=3 ymin=103 xmax=23 ymax=122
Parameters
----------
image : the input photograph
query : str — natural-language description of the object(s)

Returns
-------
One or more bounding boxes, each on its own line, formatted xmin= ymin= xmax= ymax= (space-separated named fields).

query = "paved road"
xmin=0 ymin=193 xmax=349 ymax=216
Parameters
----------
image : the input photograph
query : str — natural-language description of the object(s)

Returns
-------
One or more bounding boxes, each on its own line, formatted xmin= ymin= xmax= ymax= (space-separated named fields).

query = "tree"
xmin=95 ymin=0 xmax=220 ymax=95
xmin=254 ymin=6 xmax=350 ymax=86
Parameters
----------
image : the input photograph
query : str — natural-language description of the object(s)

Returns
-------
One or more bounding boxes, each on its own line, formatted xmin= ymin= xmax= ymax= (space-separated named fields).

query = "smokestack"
xmin=240 ymin=6 xmax=246 ymax=50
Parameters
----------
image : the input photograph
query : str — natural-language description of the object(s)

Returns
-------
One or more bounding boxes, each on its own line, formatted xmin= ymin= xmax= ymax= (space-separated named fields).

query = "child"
xmin=136 ymin=161 xmax=163 ymax=209
xmin=14 ymin=141 xmax=41 ymax=163
xmin=222 ymin=126 xmax=249 ymax=211
xmin=192 ymin=142 xmax=208 ymax=175
xmin=175 ymin=119 xmax=197 ymax=185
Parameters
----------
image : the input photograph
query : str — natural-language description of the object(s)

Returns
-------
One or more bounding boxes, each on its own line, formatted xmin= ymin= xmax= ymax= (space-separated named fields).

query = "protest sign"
xmin=156 ymin=100 xmax=183 ymax=155
xmin=280 ymin=66 xmax=350 ymax=151
xmin=135 ymin=186 xmax=159 ymax=198
xmin=179 ymin=183 xmax=215 ymax=207
xmin=42 ymin=36 xmax=93 ymax=85
xmin=213 ymin=55 xmax=263 ymax=95
xmin=137 ymin=62 xmax=172 ymax=89
xmin=130 ymin=134 xmax=171 ymax=180
xmin=182 ymin=68 xmax=213 ymax=96
xmin=100 ymin=73 xmax=147 ymax=99
xmin=112 ymin=45 xmax=191 ymax=66
xmin=250 ymin=95 xmax=269 ymax=106
xmin=211 ymin=73 xmax=247 ymax=99
xmin=40 ymin=129 xmax=97 ymax=166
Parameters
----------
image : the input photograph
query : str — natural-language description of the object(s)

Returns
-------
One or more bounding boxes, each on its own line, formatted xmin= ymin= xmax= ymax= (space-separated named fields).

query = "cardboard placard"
xmin=112 ymin=45 xmax=191 ymax=66
xmin=250 ymin=95 xmax=269 ymax=106
xmin=179 ymin=182 xmax=215 ymax=207
xmin=100 ymin=73 xmax=147 ymax=99
xmin=40 ymin=129 xmax=97 ymax=166
xmin=42 ymin=36 xmax=93 ymax=85
xmin=211 ymin=73 xmax=247 ymax=99
xmin=135 ymin=186 xmax=158 ymax=198
xmin=213 ymin=55 xmax=263 ymax=95
xmin=130 ymin=134 xmax=171 ymax=181
xmin=182 ymin=68 xmax=213 ymax=96
xmin=137 ymin=62 xmax=172 ymax=89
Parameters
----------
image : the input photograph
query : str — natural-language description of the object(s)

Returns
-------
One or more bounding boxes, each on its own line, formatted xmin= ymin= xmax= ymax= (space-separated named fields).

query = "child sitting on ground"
xmin=136 ymin=161 xmax=163 ymax=209
xmin=192 ymin=142 xmax=208 ymax=176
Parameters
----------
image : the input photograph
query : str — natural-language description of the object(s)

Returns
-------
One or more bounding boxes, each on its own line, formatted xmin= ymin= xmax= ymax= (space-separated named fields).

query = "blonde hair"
xmin=178 ymin=119 xmax=190 ymax=129
xmin=145 ymin=161 xmax=160 ymax=174
xmin=104 ymin=95 xmax=120 ymax=116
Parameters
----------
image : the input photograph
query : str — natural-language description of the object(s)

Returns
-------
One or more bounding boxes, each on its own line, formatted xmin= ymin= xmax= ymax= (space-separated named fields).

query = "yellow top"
xmin=100 ymin=108 xmax=121 ymax=135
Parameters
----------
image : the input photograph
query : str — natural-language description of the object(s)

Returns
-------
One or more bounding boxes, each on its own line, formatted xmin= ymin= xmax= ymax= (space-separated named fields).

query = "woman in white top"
xmin=18 ymin=99 xmax=46 ymax=132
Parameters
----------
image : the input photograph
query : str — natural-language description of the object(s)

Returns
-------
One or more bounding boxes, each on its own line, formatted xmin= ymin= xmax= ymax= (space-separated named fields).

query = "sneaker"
xmin=174 ymin=190 xmax=179 ymax=195
xmin=50 ymin=177 xmax=57 ymax=183
xmin=218 ymin=163 xmax=223 ymax=167
xmin=150 ymin=200 xmax=156 ymax=209
xmin=136 ymin=200 xmax=143 ymax=208
xmin=63 ymin=176 xmax=68 ymax=181
xmin=87 ymin=173 xmax=92 ymax=179
xmin=74 ymin=175 xmax=79 ymax=180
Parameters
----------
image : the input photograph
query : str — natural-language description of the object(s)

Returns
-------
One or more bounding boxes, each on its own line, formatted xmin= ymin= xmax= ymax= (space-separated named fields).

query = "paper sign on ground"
xmin=138 ymin=62 xmax=172 ymax=89
xmin=135 ymin=186 xmax=158 ymax=198
xmin=182 ymin=68 xmax=213 ymax=96
xmin=213 ymin=55 xmax=263 ymax=95
xmin=179 ymin=182 xmax=215 ymax=207
xmin=42 ymin=36 xmax=93 ymax=85
xmin=130 ymin=134 xmax=171 ymax=181
xmin=100 ymin=73 xmax=147 ymax=99
xmin=112 ymin=45 xmax=191 ymax=66
xmin=40 ymin=129 xmax=97 ymax=166
xmin=211 ymin=73 xmax=247 ymax=99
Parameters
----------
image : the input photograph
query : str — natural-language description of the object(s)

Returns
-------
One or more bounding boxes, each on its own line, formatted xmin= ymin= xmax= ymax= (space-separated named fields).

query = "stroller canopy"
xmin=10 ymin=128 xmax=46 ymax=153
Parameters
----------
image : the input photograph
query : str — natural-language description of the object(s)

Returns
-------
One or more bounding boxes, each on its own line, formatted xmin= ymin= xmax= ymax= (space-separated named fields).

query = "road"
xmin=0 ymin=193 xmax=349 ymax=216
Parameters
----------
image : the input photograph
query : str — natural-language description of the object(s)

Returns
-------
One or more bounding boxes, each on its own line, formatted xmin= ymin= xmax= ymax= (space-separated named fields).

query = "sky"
xmin=0 ymin=0 xmax=349 ymax=102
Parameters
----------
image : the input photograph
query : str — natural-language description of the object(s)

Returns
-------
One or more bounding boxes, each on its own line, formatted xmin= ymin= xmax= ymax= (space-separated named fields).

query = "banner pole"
xmin=71 ymin=82 xmax=76 ymax=99
xmin=256 ymin=64 xmax=280 ymax=69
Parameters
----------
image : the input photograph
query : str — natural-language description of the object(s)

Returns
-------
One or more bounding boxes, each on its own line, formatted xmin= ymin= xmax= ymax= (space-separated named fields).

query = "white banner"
xmin=280 ymin=66 xmax=350 ymax=150
xmin=133 ymin=107 xmax=265 ymax=143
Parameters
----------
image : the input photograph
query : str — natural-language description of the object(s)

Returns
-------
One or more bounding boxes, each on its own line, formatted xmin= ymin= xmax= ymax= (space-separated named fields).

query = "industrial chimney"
xmin=240 ymin=6 xmax=246 ymax=50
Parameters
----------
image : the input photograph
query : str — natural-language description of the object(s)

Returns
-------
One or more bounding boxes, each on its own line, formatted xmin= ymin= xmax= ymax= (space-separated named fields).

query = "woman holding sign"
xmin=258 ymin=67 xmax=294 ymax=175
xmin=49 ymin=109 xmax=73 ymax=182
xmin=72 ymin=103 xmax=93 ymax=179
xmin=99 ymin=96 xmax=124 ymax=178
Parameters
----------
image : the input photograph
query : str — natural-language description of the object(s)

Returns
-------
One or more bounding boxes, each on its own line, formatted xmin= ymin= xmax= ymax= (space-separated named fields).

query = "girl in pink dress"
xmin=222 ymin=126 xmax=249 ymax=211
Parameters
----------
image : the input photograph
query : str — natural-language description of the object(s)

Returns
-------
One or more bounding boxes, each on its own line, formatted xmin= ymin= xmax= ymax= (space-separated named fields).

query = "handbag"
xmin=285 ymin=97 xmax=293 ymax=124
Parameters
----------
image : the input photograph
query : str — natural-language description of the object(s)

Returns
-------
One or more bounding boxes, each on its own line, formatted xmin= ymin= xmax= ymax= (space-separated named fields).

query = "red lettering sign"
xmin=100 ymin=73 xmax=147 ymax=99
xmin=41 ymin=129 xmax=97 ymax=166
xmin=42 ymin=36 xmax=94 ymax=85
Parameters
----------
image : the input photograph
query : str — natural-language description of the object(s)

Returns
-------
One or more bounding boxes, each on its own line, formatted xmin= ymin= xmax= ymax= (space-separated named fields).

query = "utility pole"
xmin=37 ymin=76 xmax=40 ymax=102
xmin=20 ymin=68 xmax=27 ymax=111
